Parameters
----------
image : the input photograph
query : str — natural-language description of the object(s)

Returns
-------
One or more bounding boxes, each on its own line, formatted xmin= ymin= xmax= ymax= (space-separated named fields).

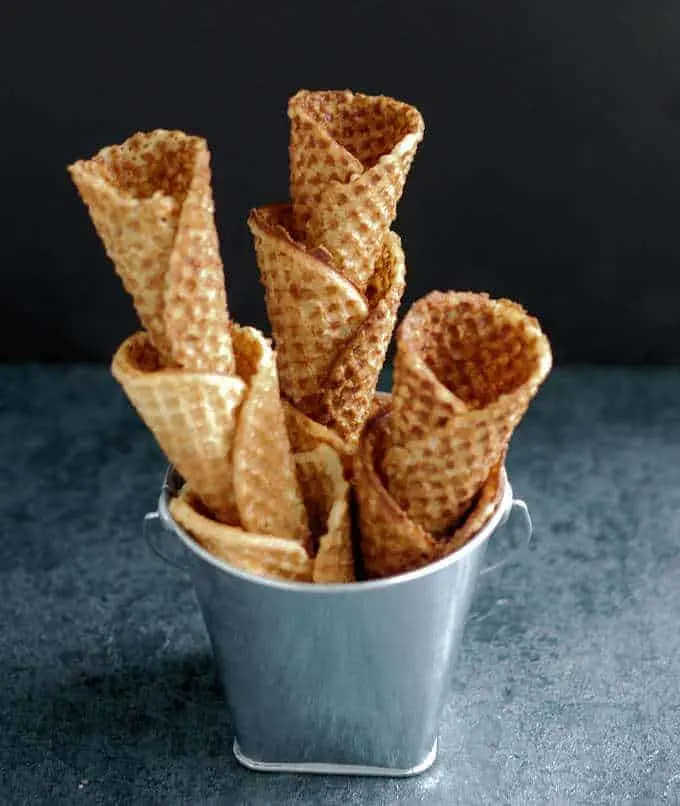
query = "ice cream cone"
xmin=354 ymin=409 xmax=506 ymax=579
xmin=382 ymin=292 xmax=552 ymax=534
xmin=248 ymin=204 xmax=405 ymax=447
xmin=288 ymin=90 xmax=424 ymax=291
xmin=69 ymin=129 xmax=234 ymax=374
xmin=112 ymin=326 xmax=309 ymax=543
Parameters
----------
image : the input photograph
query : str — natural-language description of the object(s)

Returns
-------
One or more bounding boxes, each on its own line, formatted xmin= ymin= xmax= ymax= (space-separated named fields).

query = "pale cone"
xmin=167 ymin=444 xmax=353 ymax=584
xmin=354 ymin=408 xmax=507 ymax=579
xmin=295 ymin=445 xmax=355 ymax=584
xmin=288 ymin=90 xmax=424 ymax=291
xmin=170 ymin=489 xmax=313 ymax=582
xmin=382 ymin=292 xmax=553 ymax=535
xmin=69 ymin=129 xmax=234 ymax=374
xmin=248 ymin=204 xmax=405 ymax=448
xmin=112 ymin=326 xmax=309 ymax=544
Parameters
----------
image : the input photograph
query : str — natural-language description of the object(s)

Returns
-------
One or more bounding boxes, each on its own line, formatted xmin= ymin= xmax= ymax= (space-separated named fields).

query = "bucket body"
xmin=153 ymin=468 xmax=527 ymax=775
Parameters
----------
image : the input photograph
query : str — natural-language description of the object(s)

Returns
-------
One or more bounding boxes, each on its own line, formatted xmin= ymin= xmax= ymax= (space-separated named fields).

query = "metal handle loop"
xmin=479 ymin=498 xmax=533 ymax=576
xmin=143 ymin=510 xmax=187 ymax=571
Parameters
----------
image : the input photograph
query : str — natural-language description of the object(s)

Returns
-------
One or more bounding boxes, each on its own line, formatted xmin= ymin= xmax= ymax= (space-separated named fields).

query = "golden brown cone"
xmin=170 ymin=490 xmax=313 ymax=582
xmin=112 ymin=327 xmax=309 ymax=543
xmin=354 ymin=409 xmax=506 ymax=579
xmin=248 ymin=204 xmax=405 ymax=447
xmin=68 ymin=130 xmax=234 ymax=374
xmin=288 ymin=90 xmax=424 ymax=291
xmin=382 ymin=292 xmax=552 ymax=534
xmin=248 ymin=204 xmax=367 ymax=406
xmin=295 ymin=446 xmax=355 ymax=584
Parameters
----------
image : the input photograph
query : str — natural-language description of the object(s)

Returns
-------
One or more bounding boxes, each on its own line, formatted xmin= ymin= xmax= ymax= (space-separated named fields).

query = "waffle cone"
xmin=112 ymin=327 xmax=309 ymax=543
xmin=354 ymin=410 xmax=506 ymax=579
xmin=112 ymin=332 xmax=245 ymax=521
xmin=170 ymin=490 xmax=313 ymax=582
xmin=295 ymin=446 xmax=355 ymax=584
xmin=288 ymin=90 xmax=424 ymax=291
xmin=382 ymin=292 xmax=552 ymax=534
xmin=69 ymin=130 xmax=234 ymax=373
xmin=249 ymin=204 xmax=405 ymax=447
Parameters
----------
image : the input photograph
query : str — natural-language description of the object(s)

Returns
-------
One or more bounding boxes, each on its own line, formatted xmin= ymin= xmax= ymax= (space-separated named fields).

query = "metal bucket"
xmin=145 ymin=466 xmax=532 ymax=777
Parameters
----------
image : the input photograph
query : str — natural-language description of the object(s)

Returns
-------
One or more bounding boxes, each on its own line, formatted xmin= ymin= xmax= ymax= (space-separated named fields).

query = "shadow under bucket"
xmin=145 ymin=466 xmax=531 ymax=776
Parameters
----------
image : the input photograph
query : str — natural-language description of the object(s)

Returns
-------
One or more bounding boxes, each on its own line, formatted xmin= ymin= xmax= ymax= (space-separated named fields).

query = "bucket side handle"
xmin=143 ymin=510 xmax=188 ymax=572
xmin=479 ymin=498 xmax=533 ymax=576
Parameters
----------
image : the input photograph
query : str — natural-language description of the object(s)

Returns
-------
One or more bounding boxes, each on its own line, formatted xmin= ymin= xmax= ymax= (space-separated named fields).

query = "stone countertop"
xmin=2 ymin=366 xmax=679 ymax=805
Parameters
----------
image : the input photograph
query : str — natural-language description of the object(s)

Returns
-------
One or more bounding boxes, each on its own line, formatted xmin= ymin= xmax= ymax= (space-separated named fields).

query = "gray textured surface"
xmin=1 ymin=365 xmax=679 ymax=805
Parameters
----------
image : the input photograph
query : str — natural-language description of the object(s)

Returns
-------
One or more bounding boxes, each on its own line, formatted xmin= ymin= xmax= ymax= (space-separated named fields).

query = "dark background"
xmin=2 ymin=0 xmax=680 ymax=364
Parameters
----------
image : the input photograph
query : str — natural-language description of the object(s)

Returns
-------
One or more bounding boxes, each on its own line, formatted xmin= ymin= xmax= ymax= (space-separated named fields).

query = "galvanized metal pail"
xmin=145 ymin=466 xmax=531 ymax=776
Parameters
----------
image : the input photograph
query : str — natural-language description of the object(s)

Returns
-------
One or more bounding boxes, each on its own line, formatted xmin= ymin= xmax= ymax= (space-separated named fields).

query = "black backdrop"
xmin=2 ymin=0 xmax=680 ymax=363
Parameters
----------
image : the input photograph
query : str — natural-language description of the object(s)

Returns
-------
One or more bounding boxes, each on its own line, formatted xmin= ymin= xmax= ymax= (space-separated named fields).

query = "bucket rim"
xmin=157 ymin=465 xmax=513 ymax=594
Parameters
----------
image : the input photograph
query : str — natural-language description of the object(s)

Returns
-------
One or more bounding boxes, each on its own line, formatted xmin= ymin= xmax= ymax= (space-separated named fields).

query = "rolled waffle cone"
xmin=248 ymin=204 xmax=405 ymax=447
xmin=112 ymin=326 xmax=309 ymax=543
xmin=382 ymin=292 xmax=552 ymax=535
xmin=354 ymin=409 xmax=506 ymax=579
xmin=170 ymin=489 xmax=313 ymax=582
xmin=288 ymin=90 xmax=424 ymax=291
xmin=69 ymin=130 xmax=234 ymax=374
xmin=112 ymin=331 xmax=244 ymax=522
xmin=248 ymin=204 xmax=367 ymax=407
xmin=295 ymin=445 xmax=355 ymax=584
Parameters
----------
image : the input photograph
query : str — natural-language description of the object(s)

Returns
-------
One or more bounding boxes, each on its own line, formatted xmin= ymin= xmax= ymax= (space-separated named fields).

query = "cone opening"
xmin=231 ymin=325 xmax=266 ymax=386
xmin=292 ymin=90 xmax=423 ymax=170
xmin=250 ymin=203 xmax=297 ymax=240
xmin=114 ymin=332 xmax=166 ymax=374
xmin=248 ymin=204 xmax=347 ymax=276
xmin=88 ymin=130 xmax=200 ymax=205
xmin=400 ymin=292 xmax=549 ymax=410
